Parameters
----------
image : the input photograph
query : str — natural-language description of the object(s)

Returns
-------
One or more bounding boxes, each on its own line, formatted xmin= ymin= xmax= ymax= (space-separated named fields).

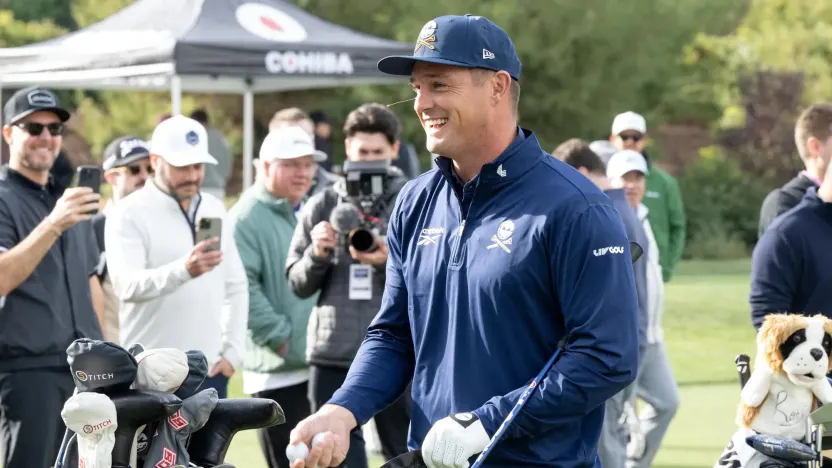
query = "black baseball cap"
xmin=377 ymin=14 xmax=522 ymax=81
xmin=102 ymin=136 xmax=151 ymax=171
xmin=3 ymin=86 xmax=70 ymax=126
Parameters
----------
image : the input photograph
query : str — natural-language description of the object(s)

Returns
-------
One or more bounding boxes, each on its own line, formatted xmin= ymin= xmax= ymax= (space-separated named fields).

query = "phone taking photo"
xmin=75 ymin=165 xmax=102 ymax=215
xmin=196 ymin=217 xmax=222 ymax=251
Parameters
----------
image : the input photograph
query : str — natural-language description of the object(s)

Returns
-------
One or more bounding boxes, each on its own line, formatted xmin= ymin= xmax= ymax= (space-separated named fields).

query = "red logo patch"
xmin=154 ymin=447 xmax=177 ymax=468
xmin=168 ymin=409 xmax=188 ymax=430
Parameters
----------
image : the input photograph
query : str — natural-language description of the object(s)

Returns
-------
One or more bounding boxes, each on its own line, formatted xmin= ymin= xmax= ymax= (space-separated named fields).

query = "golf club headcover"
xmin=61 ymin=392 xmax=118 ymax=468
xmin=132 ymin=350 xmax=210 ymax=464
xmin=189 ymin=398 xmax=286 ymax=467
xmin=66 ymin=338 xmax=138 ymax=393
xmin=745 ymin=433 xmax=818 ymax=462
xmin=132 ymin=348 xmax=189 ymax=393
xmin=109 ymin=389 xmax=182 ymax=468
xmin=144 ymin=388 xmax=219 ymax=468
xmin=175 ymin=350 xmax=209 ymax=399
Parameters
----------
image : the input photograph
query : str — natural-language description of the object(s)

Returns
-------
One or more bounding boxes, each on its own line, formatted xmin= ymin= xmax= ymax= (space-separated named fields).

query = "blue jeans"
xmin=198 ymin=373 xmax=229 ymax=399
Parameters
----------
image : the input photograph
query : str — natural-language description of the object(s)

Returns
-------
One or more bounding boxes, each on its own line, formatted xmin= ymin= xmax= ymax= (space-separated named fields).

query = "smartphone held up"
xmin=74 ymin=165 xmax=102 ymax=215
xmin=196 ymin=217 xmax=222 ymax=252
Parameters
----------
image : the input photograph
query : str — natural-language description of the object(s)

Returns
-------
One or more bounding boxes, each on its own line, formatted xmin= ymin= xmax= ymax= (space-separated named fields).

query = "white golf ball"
xmin=285 ymin=442 xmax=309 ymax=462
xmin=312 ymin=432 xmax=327 ymax=447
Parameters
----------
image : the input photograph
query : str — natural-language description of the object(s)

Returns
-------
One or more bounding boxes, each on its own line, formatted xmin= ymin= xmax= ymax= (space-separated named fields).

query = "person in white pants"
xmin=607 ymin=149 xmax=680 ymax=468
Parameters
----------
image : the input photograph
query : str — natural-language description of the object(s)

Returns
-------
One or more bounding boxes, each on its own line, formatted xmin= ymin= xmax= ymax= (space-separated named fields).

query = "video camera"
xmin=330 ymin=160 xmax=390 ymax=254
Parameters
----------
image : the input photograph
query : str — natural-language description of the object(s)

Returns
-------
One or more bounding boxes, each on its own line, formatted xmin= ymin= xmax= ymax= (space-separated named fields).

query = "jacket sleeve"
xmin=232 ymin=216 xmax=292 ymax=351
xmin=327 ymin=194 xmax=415 ymax=426
xmin=749 ymin=227 xmax=800 ymax=330
xmin=104 ymin=207 xmax=192 ymax=303
xmin=663 ymin=175 xmax=686 ymax=282
xmin=285 ymin=196 xmax=333 ymax=298
xmin=219 ymin=210 xmax=249 ymax=370
xmin=472 ymin=202 xmax=640 ymax=439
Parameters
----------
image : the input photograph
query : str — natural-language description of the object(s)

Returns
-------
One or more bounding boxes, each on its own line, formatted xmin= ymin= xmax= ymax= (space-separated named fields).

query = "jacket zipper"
xmin=449 ymin=181 xmax=479 ymax=267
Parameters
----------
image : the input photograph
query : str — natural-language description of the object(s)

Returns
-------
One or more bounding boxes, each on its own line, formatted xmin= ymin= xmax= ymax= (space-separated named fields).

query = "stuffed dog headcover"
xmin=739 ymin=313 xmax=832 ymax=440
xmin=714 ymin=314 xmax=832 ymax=468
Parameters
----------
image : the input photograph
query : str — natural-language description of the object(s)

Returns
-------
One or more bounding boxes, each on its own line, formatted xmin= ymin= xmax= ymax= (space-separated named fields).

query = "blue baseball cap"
xmin=378 ymin=14 xmax=521 ymax=81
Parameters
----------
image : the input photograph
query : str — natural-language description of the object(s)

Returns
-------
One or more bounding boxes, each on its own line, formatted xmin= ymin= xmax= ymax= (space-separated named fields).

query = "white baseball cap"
xmin=259 ymin=125 xmax=327 ymax=162
xmin=611 ymin=111 xmax=647 ymax=135
xmin=606 ymin=150 xmax=649 ymax=179
xmin=150 ymin=115 xmax=217 ymax=167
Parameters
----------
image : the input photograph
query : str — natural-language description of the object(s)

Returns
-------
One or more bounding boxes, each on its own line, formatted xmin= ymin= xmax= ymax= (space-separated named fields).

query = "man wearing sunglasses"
xmin=0 ymin=86 xmax=104 ymax=468
xmin=610 ymin=111 xmax=686 ymax=284
xmin=90 ymin=136 xmax=153 ymax=343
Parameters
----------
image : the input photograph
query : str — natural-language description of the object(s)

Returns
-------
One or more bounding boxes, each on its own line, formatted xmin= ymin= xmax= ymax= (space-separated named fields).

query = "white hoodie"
xmin=637 ymin=203 xmax=665 ymax=344
xmin=103 ymin=180 xmax=248 ymax=369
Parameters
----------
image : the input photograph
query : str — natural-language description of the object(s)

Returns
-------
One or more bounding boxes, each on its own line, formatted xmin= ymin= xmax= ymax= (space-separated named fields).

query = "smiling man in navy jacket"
xmin=288 ymin=14 xmax=640 ymax=468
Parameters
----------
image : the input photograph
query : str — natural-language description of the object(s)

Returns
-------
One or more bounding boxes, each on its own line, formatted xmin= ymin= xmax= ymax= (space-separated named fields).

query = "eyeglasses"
xmin=15 ymin=122 xmax=65 ymax=137
xmin=119 ymin=164 xmax=154 ymax=176
xmin=619 ymin=133 xmax=643 ymax=142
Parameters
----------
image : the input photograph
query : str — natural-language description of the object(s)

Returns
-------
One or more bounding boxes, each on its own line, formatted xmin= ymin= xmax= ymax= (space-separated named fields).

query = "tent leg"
xmin=171 ymin=76 xmax=182 ymax=115
xmin=243 ymin=89 xmax=254 ymax=190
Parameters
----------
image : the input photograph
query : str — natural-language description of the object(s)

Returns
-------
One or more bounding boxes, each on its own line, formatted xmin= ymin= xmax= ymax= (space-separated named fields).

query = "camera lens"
xmin=349 ymin=229 xmax=376 ymax=252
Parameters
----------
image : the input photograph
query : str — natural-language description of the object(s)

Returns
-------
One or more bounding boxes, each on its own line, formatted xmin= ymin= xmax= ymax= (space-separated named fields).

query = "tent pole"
xmin=0 ymin=85 xmax=3 ymax=163
xmin=171 ymin=76 xmax=182 ymax=115
xmin=243 ymin=86 xmax=254 ymax=190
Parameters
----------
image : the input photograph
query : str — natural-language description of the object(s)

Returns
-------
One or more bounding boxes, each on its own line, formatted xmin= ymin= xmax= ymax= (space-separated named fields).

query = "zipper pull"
xmin=458 ymin=220 xmax=466 ymax=236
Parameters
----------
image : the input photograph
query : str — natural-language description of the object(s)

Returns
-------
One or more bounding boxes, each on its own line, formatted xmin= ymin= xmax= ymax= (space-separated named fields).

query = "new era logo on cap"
xmin=483 ymin=49 xmax=495 ymax=59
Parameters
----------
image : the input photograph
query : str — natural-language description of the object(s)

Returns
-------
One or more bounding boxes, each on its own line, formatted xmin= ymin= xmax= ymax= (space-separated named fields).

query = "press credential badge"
xmin=349 ymin=264 xmax=372 ymax=300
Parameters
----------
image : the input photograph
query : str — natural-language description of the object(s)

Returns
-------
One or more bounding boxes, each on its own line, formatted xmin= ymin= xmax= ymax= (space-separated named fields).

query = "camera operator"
xmin=285 ymin=103 xmax=410 ymax=467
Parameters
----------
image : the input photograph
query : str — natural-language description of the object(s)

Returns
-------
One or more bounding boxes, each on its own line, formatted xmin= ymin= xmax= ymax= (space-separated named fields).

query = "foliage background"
xmin=2 ymin=0 xmax=829 ymax=258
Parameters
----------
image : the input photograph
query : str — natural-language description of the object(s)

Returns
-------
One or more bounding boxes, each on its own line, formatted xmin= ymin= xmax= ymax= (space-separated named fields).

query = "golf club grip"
xmin=469 ymin=347 xmax=564 ymax=468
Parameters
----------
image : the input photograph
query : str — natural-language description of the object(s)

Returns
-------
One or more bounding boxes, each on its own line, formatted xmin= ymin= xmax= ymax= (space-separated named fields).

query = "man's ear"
xmin=391 ymin=140 xmax=401 ymax=158
xmin=577 ymin=167 xmax=590 ymax=176
xmin=808 ymin=136 xmax=821 ymax=158
xmin=149 ymin=153 xmax=162 ymax=172
xmin=103 ymin=171 xmax=119 ymax=186
xmin=491 ymin=71 xmax=512 ymax=106
xmin=2 ymin=125 xmax=12 ymax=145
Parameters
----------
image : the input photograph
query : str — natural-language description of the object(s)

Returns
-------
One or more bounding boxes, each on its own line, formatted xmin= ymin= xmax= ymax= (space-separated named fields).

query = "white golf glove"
xmin=61 ymin=392 xmax=118 ymax=468
xmin=421 ymin=412 xmax=490 ymax=468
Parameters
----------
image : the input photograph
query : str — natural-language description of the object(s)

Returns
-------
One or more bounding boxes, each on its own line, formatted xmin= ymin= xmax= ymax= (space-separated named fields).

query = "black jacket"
xmin=285 ymin=166 xmax=408 ymax=368
xmin=758 ymin=173 xmax=818 ymax=239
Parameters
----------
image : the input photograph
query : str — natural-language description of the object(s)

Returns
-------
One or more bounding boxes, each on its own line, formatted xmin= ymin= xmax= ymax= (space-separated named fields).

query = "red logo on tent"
xmin=236 ymin=3 xmax=307 ymax=42
xmin=260 ymin=16 xmax=283 ymax=32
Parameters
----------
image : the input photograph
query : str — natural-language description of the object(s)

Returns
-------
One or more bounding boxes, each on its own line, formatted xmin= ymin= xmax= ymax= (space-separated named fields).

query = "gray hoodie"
xmin=285 ymin=166 xmax=408 ymax=368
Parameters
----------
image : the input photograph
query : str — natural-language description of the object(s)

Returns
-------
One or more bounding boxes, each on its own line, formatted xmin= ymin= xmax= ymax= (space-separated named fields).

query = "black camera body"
xmin=336 ymin=160 xmax=391 ymax=253
xmin=343 ymin=159 xmax=389 ymax=213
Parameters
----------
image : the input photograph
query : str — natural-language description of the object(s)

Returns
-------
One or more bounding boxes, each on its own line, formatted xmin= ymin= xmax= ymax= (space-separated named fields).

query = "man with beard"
xmin=90 ymin=136 xmax=153 ymax=343
xmin=104 ymin=115 xmax=249 ymax=398
xmin=0 ymin=86 xmax=104 ymax=468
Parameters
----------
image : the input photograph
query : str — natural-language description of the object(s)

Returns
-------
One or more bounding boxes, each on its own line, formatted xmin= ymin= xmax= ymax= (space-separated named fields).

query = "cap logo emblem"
xmin=27 ymin=90 xmax=56 ymax=107
xmin=119 ymin=138 xmax=148 ymax=158
xmin=185 ymin=130 xmax=199 ymax=146
xmin=415 ymin=20 xmax=437 ymax=52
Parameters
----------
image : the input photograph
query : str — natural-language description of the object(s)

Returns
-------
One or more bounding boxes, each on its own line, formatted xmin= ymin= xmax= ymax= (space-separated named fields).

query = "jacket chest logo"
xmin=418 ymin=226 xmax=445 ymax=246
xmin=487 ymin=220 xmax=514 ymax=253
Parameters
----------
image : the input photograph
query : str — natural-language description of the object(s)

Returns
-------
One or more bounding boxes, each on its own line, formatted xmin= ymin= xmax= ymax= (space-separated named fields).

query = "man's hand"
xmin=185 ymin=238 xmax=223 ymax=278
xmin=311 ymin=221 xmax=337 ymax=258
xmin=288 ymin=404 xmax=356 ymax=468
xmin=208 ymin=356 xmax=234 ymax=378
xmin=47 ymin=187 xmax=101 ymax=233
xmin=349 ymin=241 xmax=388 ymax=266
xmin=421 ymin=412 xmax=490 ymax=468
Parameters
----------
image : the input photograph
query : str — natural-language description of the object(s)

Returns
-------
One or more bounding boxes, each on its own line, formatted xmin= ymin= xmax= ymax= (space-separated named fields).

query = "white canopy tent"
xmin=0 ymin=0 xmax=412 ymax=188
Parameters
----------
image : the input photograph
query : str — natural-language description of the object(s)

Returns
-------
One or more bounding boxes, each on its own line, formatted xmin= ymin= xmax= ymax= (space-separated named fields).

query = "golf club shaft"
xmin=469 ymin=347 xmax=564 ymax=468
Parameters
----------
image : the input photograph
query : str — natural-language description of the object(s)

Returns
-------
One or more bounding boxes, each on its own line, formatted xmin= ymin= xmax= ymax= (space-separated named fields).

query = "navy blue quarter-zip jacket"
xmin=329 ymin=128 xmax=640 ymax=467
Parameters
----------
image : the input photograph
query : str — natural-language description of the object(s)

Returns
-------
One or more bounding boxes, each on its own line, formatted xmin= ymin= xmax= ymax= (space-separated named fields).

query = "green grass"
xmin=223 ymin=258 xmax=756 ymax=468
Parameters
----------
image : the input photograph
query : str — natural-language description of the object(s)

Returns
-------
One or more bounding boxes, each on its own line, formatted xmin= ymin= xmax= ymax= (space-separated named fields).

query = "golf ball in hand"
xmin=285 ymin=442 xmax=309 ymax=462
xmin=312 ymin=433 xmax=326 ymax=447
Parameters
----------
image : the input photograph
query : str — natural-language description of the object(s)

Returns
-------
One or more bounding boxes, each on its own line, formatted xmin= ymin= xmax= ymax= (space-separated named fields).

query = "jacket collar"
xmin=0 ymin=165 xmax=59 ymax=196
xmin=249 ymin=181 xmax=300 ymax=218
xmin=434 ymin=127 xmax=542 ymax=193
